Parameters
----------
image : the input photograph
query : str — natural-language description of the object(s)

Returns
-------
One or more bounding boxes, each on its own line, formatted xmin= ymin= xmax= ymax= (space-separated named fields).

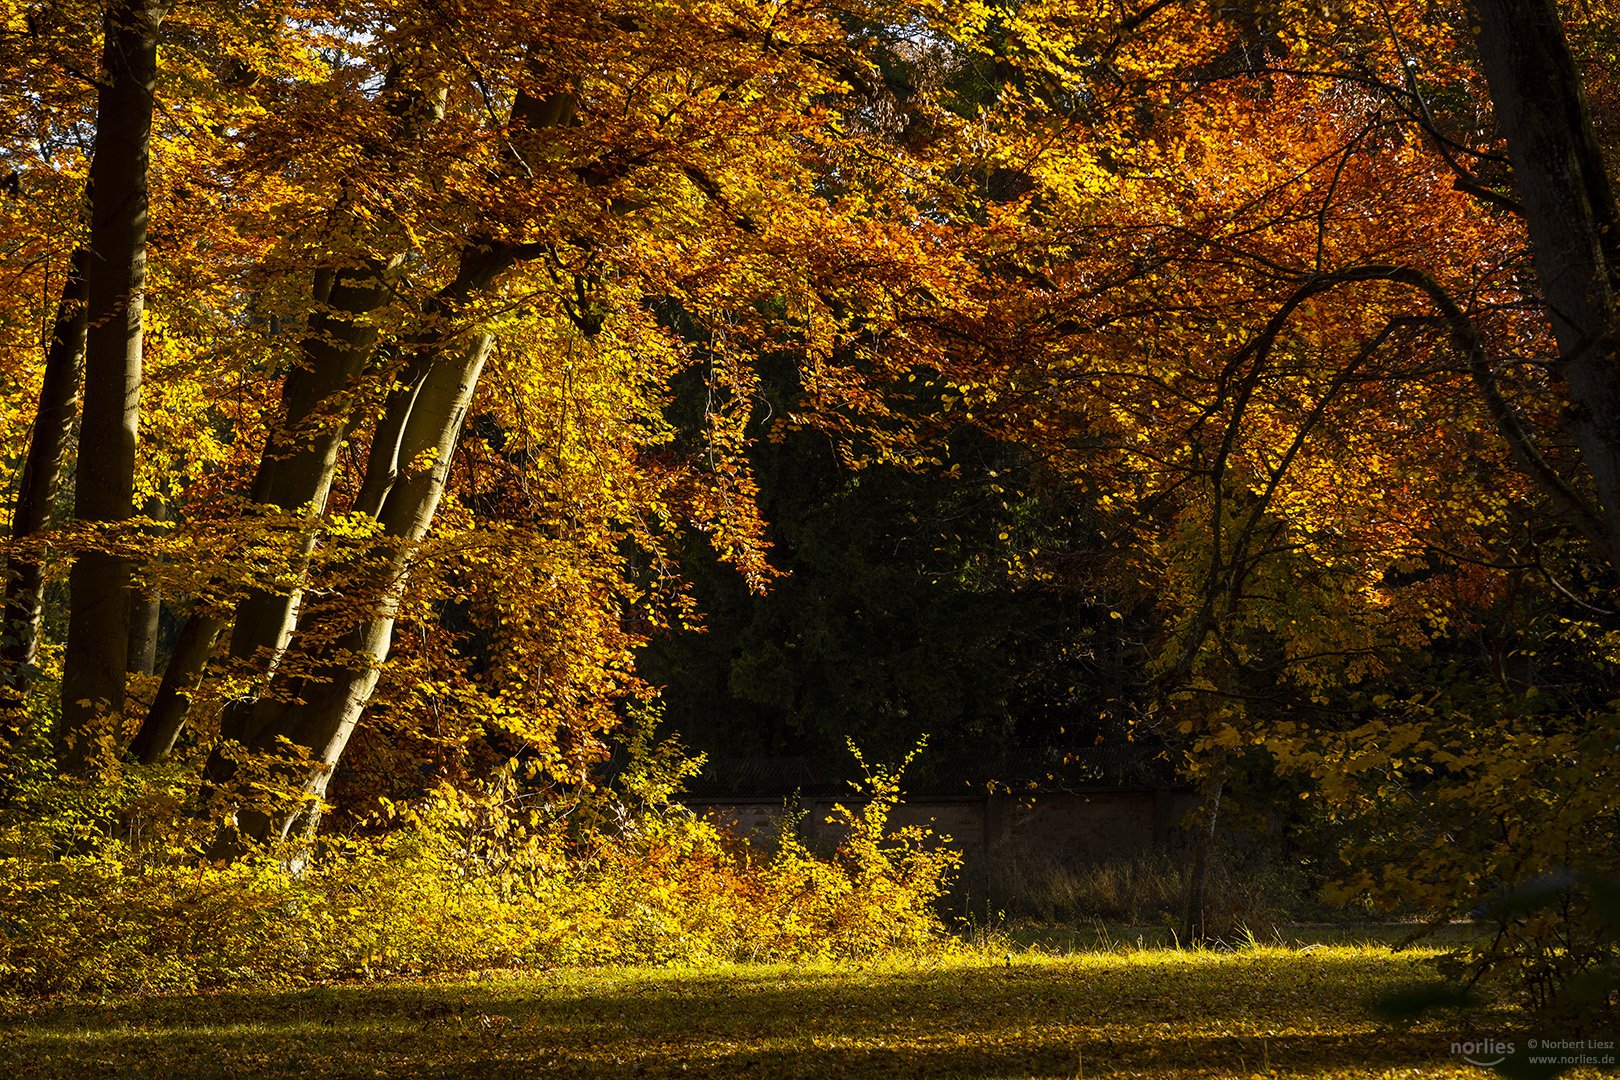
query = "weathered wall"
xmin=688 ymin=787 xmax=1202 ymax=912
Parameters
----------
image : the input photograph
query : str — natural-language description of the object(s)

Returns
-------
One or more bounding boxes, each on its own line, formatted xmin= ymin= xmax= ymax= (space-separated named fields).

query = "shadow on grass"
xmin=1003 ymin=920 xmax=1489 ymax=954
xmin=1 ymin=951 xmax=1500 ymax=1078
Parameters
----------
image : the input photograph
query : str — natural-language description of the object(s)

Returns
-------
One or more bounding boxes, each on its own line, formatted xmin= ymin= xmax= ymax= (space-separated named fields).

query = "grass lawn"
xmin=0 ymin=936 xmax=1581 ymax=1078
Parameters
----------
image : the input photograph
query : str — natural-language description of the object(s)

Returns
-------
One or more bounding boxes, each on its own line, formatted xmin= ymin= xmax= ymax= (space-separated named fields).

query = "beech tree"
xmin=0 ymin=2 xmax=1610 ymax=1015
xmin=55 ymin=0 xmax=171 ymax=770
xmin=929 ymin=0 xmax=1620 ymax=976
xmin=0 ymin=0 xmax=966 ymax=840
xmin=1 ymin=249 xmax=84 ymax=705
xmin=1472 ymin=0 xmax=1620 ymax=572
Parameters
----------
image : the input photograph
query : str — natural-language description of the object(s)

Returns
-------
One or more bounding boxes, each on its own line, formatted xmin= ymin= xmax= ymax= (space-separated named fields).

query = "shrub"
xmin=0 ymin=729 xmax=959 ymax=995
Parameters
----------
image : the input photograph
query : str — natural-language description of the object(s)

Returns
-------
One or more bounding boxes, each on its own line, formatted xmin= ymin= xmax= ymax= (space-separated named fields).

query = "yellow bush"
xmin=0 ymin=733 xmax=959 ymax=995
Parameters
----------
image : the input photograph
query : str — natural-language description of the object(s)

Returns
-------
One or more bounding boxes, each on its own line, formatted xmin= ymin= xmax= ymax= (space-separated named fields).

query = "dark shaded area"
xmin=680 ymin=746 xmax=1177 ymax=798
xmin=640 ymin=358 xmax=1146 ymax=791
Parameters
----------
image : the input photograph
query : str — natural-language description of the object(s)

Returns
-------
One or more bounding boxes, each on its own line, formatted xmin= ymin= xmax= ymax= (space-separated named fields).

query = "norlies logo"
xmin=1452 ymin=1038 xmax=1515 ymax=1067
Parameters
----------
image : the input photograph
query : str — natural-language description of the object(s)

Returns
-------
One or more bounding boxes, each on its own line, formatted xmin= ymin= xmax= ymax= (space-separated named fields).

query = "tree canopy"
xmin=2 ymin=0 xmax=1618 ymax=1026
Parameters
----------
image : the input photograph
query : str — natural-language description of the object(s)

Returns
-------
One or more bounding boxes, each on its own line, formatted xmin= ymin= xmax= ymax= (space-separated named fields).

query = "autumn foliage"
xmin=1 ymin=0 xmax=1618 ymax=1028
xmin=0 ymin=723 xmax=958 ymax=993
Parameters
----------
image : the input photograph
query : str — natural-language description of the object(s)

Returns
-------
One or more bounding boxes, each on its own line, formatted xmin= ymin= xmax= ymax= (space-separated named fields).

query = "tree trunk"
xmin=1180 ymin=753 xmax=1227 ymax=946
xmin=57 ymin=0 xmax=170 ymax=771
xmin=222 ymin=259 xmax=403 ymax=688
xmin=204 ymin=240 xmax=516 ymax=846
xmin=127 ymin=591 xmax=161 ymax=676
xmin=219 ymin=66 xmax=448 ymax=691
xmin=127 ymin=608 xmax=224 ymax=764
xmin=140 ymin=69 xmax=457 ymax=760
xmin=2 ymin=249 xmax=88 ymax=700
xmin=127 ymin=495 xmax=167 ymax=675
xmin=224 ymin=329 xmax=496 ymax=847
xmin=138 ymin=261 xmax=400 ymax=772
xmin=189 ymin=85 xmax=561 ymax=834
xmin=1472 ymin=0 xmax=1620 ymax=574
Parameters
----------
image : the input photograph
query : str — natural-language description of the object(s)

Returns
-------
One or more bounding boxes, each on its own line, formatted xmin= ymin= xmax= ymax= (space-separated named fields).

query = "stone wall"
xmin=687 ymin=786 xmax=1202 ymax=911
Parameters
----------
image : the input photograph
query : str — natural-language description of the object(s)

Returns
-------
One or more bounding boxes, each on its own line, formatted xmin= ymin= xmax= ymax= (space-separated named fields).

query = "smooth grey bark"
xmin=231 ymin=330 xmax=497 ymax=845
xmin=126 ymin=591 xmax=160 ymax=675
xmin=134 ymin=260 xmax=402 ymax=764
xmin=1473 ymin=0 xmax=1620 ymax=574
xmin=2 ymin=249 xmax=87 ymax=700
xmin=207 ymin=242 xmax=516 ymax=845
xmin=126 ymin=495 xmax=167 ymax=675
xmin=205 ymin=91 xmax=576 ymax=829
xmin=222 ymin=256 xmax=403 ymax=690
xmin=142 ymin=67 xmax=452 ymax=762
xmin=57 ymin=0 xmax=170 ymax=771
xmin=188 ymin=85 xmax=567 ymax=827
xmin=127 ymin=606 xmax=223 ymax=764
xmin=221 ymin=73 xmax=449 ymax=691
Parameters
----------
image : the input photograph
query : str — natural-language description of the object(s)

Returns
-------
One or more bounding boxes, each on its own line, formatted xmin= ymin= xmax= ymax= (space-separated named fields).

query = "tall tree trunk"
xmin=1180 ymin=752 xmax=1227 ymax=947
xmin=184 ymin=85 xmax=562 ymax=810
xmin=126 ymin=591 xmax=161 ymax=676
xmin=1472 ymin=0 xmax=1620 ymax=574
xmin=209 ymin=243 xmax=515 ymax=846
xmin=140 ymin=69 xmax=452 ymax=762
xmin=225 ymin=331 xmax=497 ymax=847
xmin=0 ymin=250 xmax=88 ymax=779
xmin=127 ymin=607 xmax=222 ymax=764
xmin=2 ymin=249 xmax=88 ymax=700
xmin=57 ymin=0 xmax=170 ymax=771
xmin=221 ymin=257 xmax=402 ymax=688
xmin=221 ymin=70 xmax=447 ymax=689
xmin=130 ymin=260 xmax=401 ymax=764
xmin=127 ymin=495 xmax=167 ymax=675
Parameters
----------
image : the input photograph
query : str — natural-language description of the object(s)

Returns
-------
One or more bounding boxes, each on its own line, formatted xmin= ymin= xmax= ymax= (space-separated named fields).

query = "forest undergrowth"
xmin=0 ymin=726 xmax=959 ymax=996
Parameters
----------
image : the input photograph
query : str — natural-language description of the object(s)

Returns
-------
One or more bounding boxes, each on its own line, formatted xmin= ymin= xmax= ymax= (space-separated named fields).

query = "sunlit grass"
xmin=0 ymin=935 xmax=1580 ymax=1078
